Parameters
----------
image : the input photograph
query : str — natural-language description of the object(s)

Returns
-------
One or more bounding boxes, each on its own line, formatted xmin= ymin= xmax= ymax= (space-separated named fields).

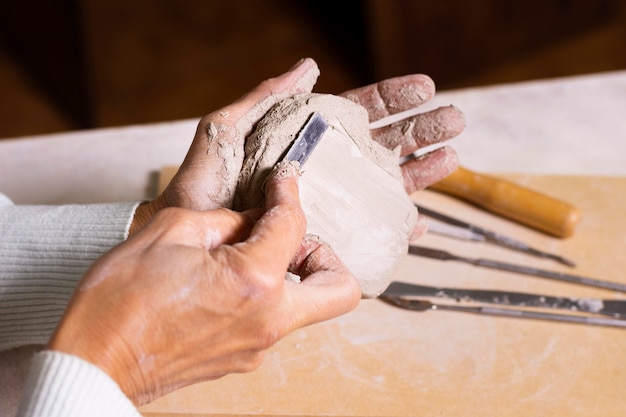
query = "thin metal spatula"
xmin=383 ymin=281 xmax=626 ymax=318
xmin=416 ymin=204 xmax=576 ymax=267
xmin=380 ymin=295 xmax=626 ymax=329
xmin=409 ymin=245 xmax=626 ymax=293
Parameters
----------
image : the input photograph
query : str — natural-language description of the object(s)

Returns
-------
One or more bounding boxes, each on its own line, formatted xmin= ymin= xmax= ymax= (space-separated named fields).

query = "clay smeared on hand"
xmin=235 ymin=94 xmax=417 ymax=297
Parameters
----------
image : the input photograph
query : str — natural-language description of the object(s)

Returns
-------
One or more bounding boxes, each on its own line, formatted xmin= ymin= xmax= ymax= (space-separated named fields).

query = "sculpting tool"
xmin=282 ymin=112 xmax=329 ymax=166
xmin=380 ymin=295 xmax=626 ymax=329
xmin=409 ymin=245 xmax=626 ymax=293
xmin=428 ymin=166 xmax=582 ymax=238
xmin=416 ymin=204 xmax=576 ymax=267
xmin=383 ymin=281 xmax=626 ymax=318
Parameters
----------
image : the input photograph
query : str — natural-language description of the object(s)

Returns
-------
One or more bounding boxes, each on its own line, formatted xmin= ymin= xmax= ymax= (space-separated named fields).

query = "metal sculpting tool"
xmin=383 ymin=281 xmax=626 ymax=319
xmin=416 ymin=204 xmax=576 ymax=267
xmin=379 ymin=295 xmax=626 ymax=329
xmin=282 ymin=112 xmax=328 ymax=166
xmin=409 ymin=245 xmax=626 ymax=293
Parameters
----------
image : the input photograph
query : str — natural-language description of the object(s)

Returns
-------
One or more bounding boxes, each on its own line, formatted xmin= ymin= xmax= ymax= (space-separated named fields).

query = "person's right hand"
xmin=47 ymin=161 xmax=361 ymax=406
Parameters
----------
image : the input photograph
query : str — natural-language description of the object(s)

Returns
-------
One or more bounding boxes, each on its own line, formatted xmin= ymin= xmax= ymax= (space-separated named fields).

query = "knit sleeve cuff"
xmin=17 ymin=351 xmax=140 ymax=417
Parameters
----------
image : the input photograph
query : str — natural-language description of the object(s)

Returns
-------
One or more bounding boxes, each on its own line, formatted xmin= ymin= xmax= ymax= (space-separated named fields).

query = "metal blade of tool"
xmin=425 ymin=218 xmax=485 ymax=242
xmin=416 ymin=204 xmax=576 ymax=267
xmin=283 ymin=112 xmax=329 ymax=166
xmin=379 ymin=295 xmax=626 ymax=329
xmin=383 ymin=281 xmax=626 ymax=318
xmin=408 ymin=245 xmax=626 ymax=293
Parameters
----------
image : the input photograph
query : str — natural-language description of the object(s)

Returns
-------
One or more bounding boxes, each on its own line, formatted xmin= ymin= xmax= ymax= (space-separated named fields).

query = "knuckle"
xmin=225 ymin=261 xmax=284 ymax=307
xmin=255 ymin=323 xmax=283 ymax=350
xmin=238 ymin=351 xmax=266 ymax=373
xmin=277 ymin=203 xmax=307 ymax=236
xmin=257 ymin=76 xmax=277 ymax=91
xmin=150 ymin=207 xmax=202 ymax=239
xmin=153 ymin=206 xmax=188 ymax=225
xmin=199 ymin=110 xmax=224 ymax=127
xmin=198 ymin=114 xmax=234 ymax=142
xmin=291 ymin=204 xmax=307 ymax=226
xmin=246 ymin=272 xmax=283 ymax=304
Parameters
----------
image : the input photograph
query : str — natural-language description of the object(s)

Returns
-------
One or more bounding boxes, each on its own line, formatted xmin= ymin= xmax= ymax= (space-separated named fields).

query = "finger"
xmin=288 ymin=235 xmax=344 ymax=280
xmin=371 ymin=105 xmax=465 ymax=155
xmin=201 ymin=57 xmax=320 ymax=136
xmin=243 ymin=162 xmax=306 ymax=275
xmin=171 ymin=58 xmax=320 ymax=210
xmin=340 ymin=74 xmax=435 ymax=122
xmin=284 ymin=236 xmax=361 ymax=328
xmin=401 ymin=146 xmax=459 ymax=194
xmin=188 ymin=57 xmax=320 ymax=161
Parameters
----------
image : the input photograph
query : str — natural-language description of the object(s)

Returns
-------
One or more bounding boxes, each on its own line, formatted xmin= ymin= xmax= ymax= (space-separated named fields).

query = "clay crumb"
xmin=303 ymin=233 xmax=323 ymax=245
xmin=206 ymin=122 xmax=227 ymax=140
xmin=272 ymin=160 xmax=302 ymax=180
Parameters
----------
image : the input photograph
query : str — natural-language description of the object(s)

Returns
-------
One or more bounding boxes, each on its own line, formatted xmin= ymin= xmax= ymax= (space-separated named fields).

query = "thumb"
xmin=160 ymin=58 xmax=320 ymax=212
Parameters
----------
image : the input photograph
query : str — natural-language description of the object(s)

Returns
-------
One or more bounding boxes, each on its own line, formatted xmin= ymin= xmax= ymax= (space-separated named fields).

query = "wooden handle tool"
xmin=428 ymin=166 xmax=582 ymax=238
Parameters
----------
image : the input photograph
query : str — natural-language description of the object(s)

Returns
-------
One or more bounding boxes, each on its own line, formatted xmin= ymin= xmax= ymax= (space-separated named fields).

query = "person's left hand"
xmin=48 ymin=162 xmax=360 ymax=405
xmin=130 ymin=58 xmax=321 ymax=234
xmin=130 ymin=58 xmax=465 ymax=239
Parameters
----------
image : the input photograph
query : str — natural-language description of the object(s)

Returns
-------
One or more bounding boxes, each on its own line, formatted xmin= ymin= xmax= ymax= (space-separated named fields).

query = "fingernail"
xmin=289 ymin=58 xmax=307 ymax=71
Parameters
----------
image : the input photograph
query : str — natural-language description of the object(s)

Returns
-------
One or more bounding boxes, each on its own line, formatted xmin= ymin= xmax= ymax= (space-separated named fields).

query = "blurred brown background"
xmin=1 ymin=0 xmax=625 ymax=139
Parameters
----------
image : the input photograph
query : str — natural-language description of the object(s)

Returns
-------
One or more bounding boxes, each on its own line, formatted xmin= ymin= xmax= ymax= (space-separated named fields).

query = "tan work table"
xmin=1 ymin=71 xmax=626 ymax=416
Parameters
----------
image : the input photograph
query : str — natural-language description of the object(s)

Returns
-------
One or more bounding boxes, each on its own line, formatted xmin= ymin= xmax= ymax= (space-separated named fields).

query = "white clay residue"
xmin=575 ymin=298 xmax=604 ymax=313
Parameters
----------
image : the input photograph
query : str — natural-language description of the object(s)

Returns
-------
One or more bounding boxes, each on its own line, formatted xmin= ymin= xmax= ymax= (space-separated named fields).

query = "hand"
xmin=131 ymin=58 xmax=465 ymax=238
xmin=130 ymin=58 xmax=321 ymax=234
xmin=48 ymin=162 xmax=361 ymax=405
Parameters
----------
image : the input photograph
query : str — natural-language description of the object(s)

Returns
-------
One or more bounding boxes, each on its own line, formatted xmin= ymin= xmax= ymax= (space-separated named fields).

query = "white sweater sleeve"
xmin=0 ymin=194 xmax=139 ymax=350
xmin=17 ymin=351 xmax=141 ymax=417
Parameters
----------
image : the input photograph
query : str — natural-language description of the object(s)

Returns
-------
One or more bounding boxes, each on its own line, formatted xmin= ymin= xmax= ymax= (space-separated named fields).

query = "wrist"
xmin=128 ymin=197 xmax=166 ymax=236
xmin=48 ymin=307 xmax=145 ymax=404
